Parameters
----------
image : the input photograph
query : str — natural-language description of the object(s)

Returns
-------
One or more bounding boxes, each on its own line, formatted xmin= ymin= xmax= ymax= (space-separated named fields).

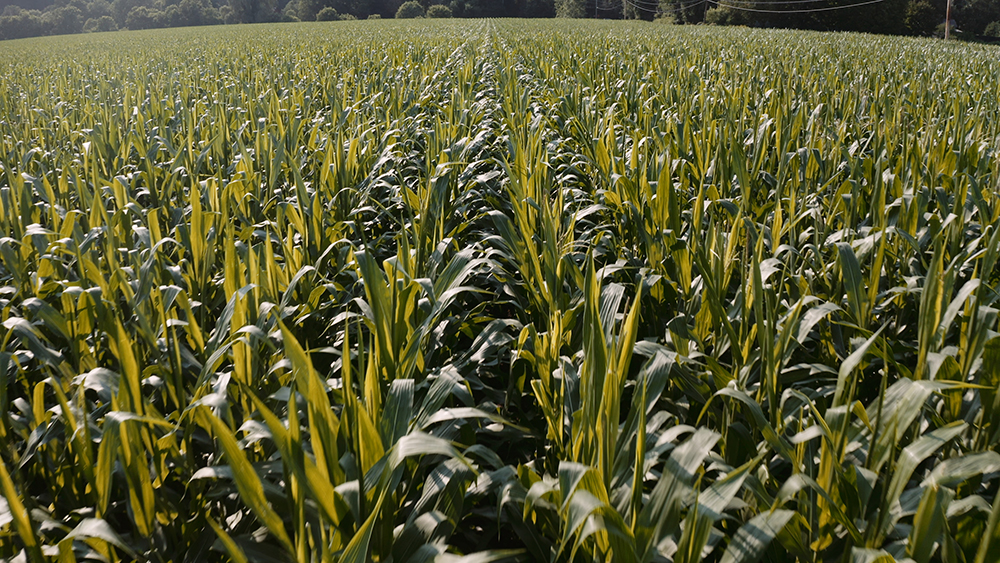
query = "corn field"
xmin=0 ymin=18 xmax=999 ymax=563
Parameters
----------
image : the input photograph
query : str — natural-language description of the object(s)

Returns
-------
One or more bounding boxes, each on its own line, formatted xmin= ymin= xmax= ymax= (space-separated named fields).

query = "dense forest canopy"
xmin=0 ymin=0 xmax=997 ymax=60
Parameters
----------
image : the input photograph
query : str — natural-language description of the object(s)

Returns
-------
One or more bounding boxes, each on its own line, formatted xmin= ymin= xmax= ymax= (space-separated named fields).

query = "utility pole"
xmin=945 ymin=0 xmax=951 ymax=39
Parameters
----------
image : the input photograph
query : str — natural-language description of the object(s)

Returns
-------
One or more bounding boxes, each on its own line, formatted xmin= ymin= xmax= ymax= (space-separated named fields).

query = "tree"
xmin=426 ymin=2 xmax=451 ymax=15
xmin=555 ymin=0 xmax=584 ymax=17
xmin=904 ymin=0 xmax=940 ymax=35
xmin=330 ymin=0 xmax=373 ymax=17
xmin=448 ymin=0 xmax=504 ymax=17
xmin=297 ymin=0 xmax=325 ymax=20
xmin=112 ymin=0 xmax=143 ymax=26
xmin=376 ymin=0 xmax=405 ymax=16
xmin=45 ymin=5 xmax=84 ymax=35
xmin=161 ymin=4 xmax=182 ymax=26
xmin=631 ymin=2 xmax=658 ymax=19
xmin=83 ymin=14 xmax=117 ymax=30
xmin=86 ymin=0 xmax=114 ymax=19
xmin=955 ymin=0 xmax=1000 ymax=35
xmin=660 ymin=0 xmax=706 ymax=23
xmin=395 ymin=0 xmax=423 ymax=16
xmin=316 ymin=5 xmax=339 ymax=18
xmin=808 ymin=0 xmax=908 ymax=34
xmin=704 ymin=5 xmax=750 ymax=24
xmin=125 ymin=5 xmax=155 ymax=27
xmin=228 ymin=0 xmax=278 ymax=22
xmin=447 ymin=0 xmax=552 ymax=17
xmin=520 ymin=0 xmax=556 ymax=17
xmin=0 ymin=8 xmax=46 ymax=39
xmin=176 ymin=0 xmax=214 ymax=26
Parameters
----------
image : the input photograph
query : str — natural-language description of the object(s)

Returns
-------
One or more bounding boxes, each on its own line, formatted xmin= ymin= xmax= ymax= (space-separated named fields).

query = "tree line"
xmin=550 ymin=0 xmax=994 ymax=38
xmin=0 ymin=0 xmax=995 ymax=45
xmin=642 ymin=0 xmax=1000 ymax=39
xmin=0 ymin=0 xmax=555 ymax=39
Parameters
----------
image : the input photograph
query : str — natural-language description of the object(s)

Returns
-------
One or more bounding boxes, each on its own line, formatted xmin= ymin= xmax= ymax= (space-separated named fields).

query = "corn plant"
xmin=0 ymin=18 xmax=999 ymax=563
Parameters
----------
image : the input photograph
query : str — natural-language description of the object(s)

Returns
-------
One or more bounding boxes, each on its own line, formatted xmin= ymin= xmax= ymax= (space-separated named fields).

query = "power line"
xmin=627 ymin=0 xmax=697 ymax=9
xmin=588 ymin=0 xmax=695 ymax=17
xmin=586 ymin=0 xmax=624 ymax=13
xmin=725 ymin=0 xmax=872 ymax=5
xmin=707 ymin=0 xmax=888 ymax=12
xmin=623 ymin=0 xmax=882 ymax=17
xmin=622 ymin=0 xmax=667 ymax=7
xmin=623 ymin=0 xmax=706 ymax=13
xmin=591 ymin=0 xmax=707 ymax=16
xmin=593 ymin=0 xmax=624 ymax=12
xmin=663 ymin=0 xmax=709 ymax=11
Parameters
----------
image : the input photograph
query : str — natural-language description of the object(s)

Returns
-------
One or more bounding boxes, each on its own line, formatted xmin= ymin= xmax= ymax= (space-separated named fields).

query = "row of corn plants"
xmin=0 ymin=17 xmax=999 ymax=563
